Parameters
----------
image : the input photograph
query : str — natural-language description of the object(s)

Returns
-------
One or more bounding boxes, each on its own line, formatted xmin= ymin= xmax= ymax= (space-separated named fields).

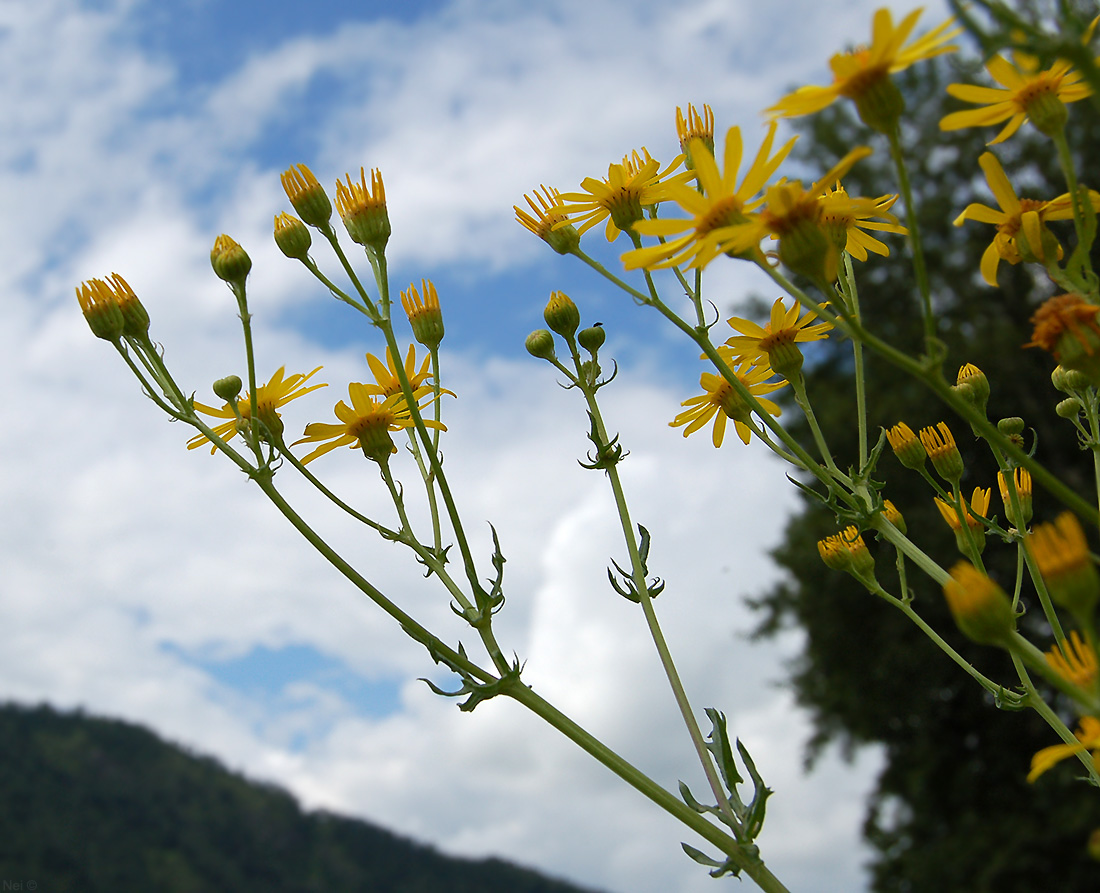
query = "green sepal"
xmin=680 ymin=843 xmax=743 ymax=879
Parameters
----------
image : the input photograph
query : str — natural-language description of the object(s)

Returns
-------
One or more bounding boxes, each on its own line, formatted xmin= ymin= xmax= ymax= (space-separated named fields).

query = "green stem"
xmin=838 ymin=254 xmax=869 ymax=470
xmin=886 ymin=123 xmax=936 ymax=351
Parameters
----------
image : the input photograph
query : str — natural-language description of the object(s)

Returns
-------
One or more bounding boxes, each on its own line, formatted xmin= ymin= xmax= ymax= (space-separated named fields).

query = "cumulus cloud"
xmin=0 ymin=0 xmax=968 ymax=890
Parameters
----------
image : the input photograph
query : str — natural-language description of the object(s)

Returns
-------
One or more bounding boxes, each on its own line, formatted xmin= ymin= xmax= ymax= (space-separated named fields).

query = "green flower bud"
xmin=543 ymin=292 xmax=580 ymax=338
xmin=997 ymin=417 xmax=1025 ymax=436
xmin=578 ymin=323 xmax=606 ymax=354
xmin=213 ymin=375 xmax=243 ymax=403
xmin=273 ymin=212 xmax=312 ymax=260
xmin=1057 ymin=397 xmax=1084 ymax=419
xmin=210 ymin=234 xmax=252 ymax=285
xmin=525 ymin=329 xmax=557 ymax=361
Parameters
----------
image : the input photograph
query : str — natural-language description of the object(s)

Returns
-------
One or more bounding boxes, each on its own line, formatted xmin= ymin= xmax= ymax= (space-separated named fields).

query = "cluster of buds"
xmin=76 ymin=273 xmax=150 ymax=342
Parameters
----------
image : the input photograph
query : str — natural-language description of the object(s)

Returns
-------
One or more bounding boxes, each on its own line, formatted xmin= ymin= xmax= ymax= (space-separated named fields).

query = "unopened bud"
xmin=210 ymin=234 xmax=252 ymax=285
xmin=525 ymin=329 xmax=557 ymax=361
xmin=281 ymin=164 xmax=332 ymax=228
xmin=1057 ymin=397 xmax=1084 ymax=419
xmin=273 ymin=212 xmax=312 ymax=260
xmin=543 ymin=291 xmax=581 ymax=338
xmin=213 ymin=375 xmax=243 ymax=403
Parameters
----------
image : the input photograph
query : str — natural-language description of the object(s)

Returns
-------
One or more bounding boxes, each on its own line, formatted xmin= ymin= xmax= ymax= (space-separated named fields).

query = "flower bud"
xmin=543 ymin=291 xmax=580 ymax=339
xmin=273 ymin=212 xmax=312 ymax=260
xmin=953 ymin=363 xmax=989 ymax=417
xmin=335 ymin=167 xmax=390 ymax=252
xmin=1052 ymin=365 xmax=1072 ymax=393
xmin=886 ymin=422 xmax=927 ymax=471
xmin=997 ymin=417 xmax=1025 ymax=437
xmin=76 ymin=277 xmax=126 ymax=341
xmin=281 ymin=164 xmax=332 ymax=227
xmin=401 ymin=279 xmax=445 ymax=351
xmin=213 ymin=375 xmax=243 ymax=403
xmin=210 ymin=234 xmax=252 ymax=285
xmin=1057 ymin=397 xmax=1084 ymax=419
xmin=578 ymin=323 xmax=606 ymax=354
xmin=881 ymin=500 xmax=906 ymax=535
xmin=853 ymin=75 xmax=905 ymax=135
xmin=525 ymin=329 xmax=557 ymax=361
xmin=998 ymin=468 xmax=1033 ymax=528
xmin=1028 ymin=512 xmax=1100 ymax=623
xmin=942 ymin=562 xmax=1016 ymax=646
xmin=920 ymin=422 xmax=964 ymax=484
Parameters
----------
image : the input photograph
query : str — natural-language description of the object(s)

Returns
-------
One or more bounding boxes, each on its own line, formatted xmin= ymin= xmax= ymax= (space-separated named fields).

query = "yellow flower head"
xmin=1028 ymin=715 xmax=1100 ymax=783
xmin=515 ymin=185 xmax=579 ymax=255
xmin=953 ymin=152 xmax=1099 ymax=287
xmin=1027 ymin=511 xmax=1100 ymax=617
xmin=362 ymin=344 xmax=436 ymax=399
xmin=941 ymin=42 xmax=1094 ymax=143
xmin=942 ymin=561 xmax=1016 ymax=645
xmin=294 ymin=382 xmax=446 ymax=465
xmin=998 ymin=467 xmax=1033 ymax=528
xmin=882 ymin=500 xmax=906 ymax=534
xmin=188 ymin=367 xmax=327 ymax=453
xmin=400 ymin=279 xmax=445 ymax=350
xmin=920 ymin=421 xmax=964 ymax=483
xmin=886 ymin=421 xmax=927 ymax=470
xmin=1028 ymin=293 xmax=1100 ymax=382
xmin=273 ymin=212 xmax=311 ymax=260
xmin=77 ymin=273 xmax=148 ymax=340
xmin=676 ymin=103 xmax=715 ymax=169
xmin=281 ymin=164 xmax=332 ymax=227
xmin=335 ymin=167 xmax=390 ymax=251
xmin=767 ymin=8 xmax=959 ymax=130
xmin=670 ymin=359 xmax=785 ymax=447
xmin=719 ymin=147 xmax=874 ymax=282
xmin=818 ymin=526 xmax=875 ymax=578
xmin=817 ymin=183 xmax=907 ymax=261
xmin=622 ymin=123 xmax=796 ymax=271
xmin=934 ymin=487 xmax=991 ymax=532
xmin=556 ymin=148 xmax=691 ymax=242
xmin=724 ymin=297 xmax=832 ymax=376
xmin=1045 ymin=630 xmax=1098 ymax=690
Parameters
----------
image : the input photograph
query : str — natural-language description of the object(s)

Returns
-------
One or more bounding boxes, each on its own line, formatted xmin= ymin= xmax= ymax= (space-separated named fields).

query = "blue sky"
xmin=0 ymin=1 xmax=964 ymax=891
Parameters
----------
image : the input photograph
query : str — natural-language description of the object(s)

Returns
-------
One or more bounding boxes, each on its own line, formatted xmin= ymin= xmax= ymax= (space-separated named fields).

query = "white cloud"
xmin=0 ymin=0 xmax=980 ymax=890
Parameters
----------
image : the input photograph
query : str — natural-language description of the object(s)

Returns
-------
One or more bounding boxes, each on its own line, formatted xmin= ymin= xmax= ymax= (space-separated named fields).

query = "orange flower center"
xmin=696 ymin=196 xmax=747 ymax=236
xmin=1029 ymin=293 xmax=1100 ymax=354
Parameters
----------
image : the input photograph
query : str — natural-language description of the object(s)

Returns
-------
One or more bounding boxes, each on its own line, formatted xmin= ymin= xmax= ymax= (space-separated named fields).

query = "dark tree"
xmin=750 ymin=47 xmax=1100 ymax=892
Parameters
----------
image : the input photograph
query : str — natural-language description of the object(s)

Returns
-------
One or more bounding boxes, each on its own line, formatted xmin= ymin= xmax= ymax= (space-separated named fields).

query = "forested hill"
xmin=0 ymin=702 xmax=602 ymax=893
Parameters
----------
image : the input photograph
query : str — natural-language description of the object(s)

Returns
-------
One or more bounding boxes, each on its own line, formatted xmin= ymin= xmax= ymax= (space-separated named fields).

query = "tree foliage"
xmin=750 ymin=52 xmax=1100 ymax=891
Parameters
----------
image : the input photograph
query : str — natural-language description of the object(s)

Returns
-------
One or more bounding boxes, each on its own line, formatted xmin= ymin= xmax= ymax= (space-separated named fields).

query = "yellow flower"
xmin=723 ymin=297 xmax=833 ymax=372
xmin=294 ymin=383 xmax=446 ymax=465
xmin=942 ymin=561 xmax=1016 ymax=645
xmin=1028 ymin=293 xmax=1100 ymax=382
xmin=919 ymin=421 xmax=964 ymax=483
xmin=1028 ymin=716 xmax=1100 ymax=783
xmin=818 ymin=526 xmax=875 ymax=578
xmin=953 ymin=152 xmax=1099 ymax=286
xmin=515 ymin=185 xmax=579 ymax=255
xmin=998 ymin=467 xmax=1033 ymax=528
xmin=670 ymin=359 xmax=785 ymax=447
xmin=817 ymin=183 xmax=907 ymax=260
xmin=361 ymin=344 xmax=439 ymax=400
xmin=622 ymin=123 xmax=796 ymax=271
xmin=934 ymin=487 xmax=991 ymax=532
xmin=767 ymin=8 xmax=959 ymax=128
xmin=676 ymin=103 xmax=715 ymax=170
xmin=556 ymin=148 xmax=692 ymax=242
xmin=886 ymin=421 xmax=926 ymax=470
xmin=1046 ymin=630 xmax=1098 ymax=690
xmin=188 ymin=367 xmax=327 ymax=453
xmin=335 ymin=167 xmax=390 ymax=250
xmin=940 ymin=46 xmax=1093 ymax=143
xmin=401 ymin=279 xmax=445 ymax=350
xmin=720 ymin=147 xmax=873 ymax=282
xmin=1027 ymin=511 xmax=1100 ymax=618
xmin=281 ymin=164 xmax=332 ymax=227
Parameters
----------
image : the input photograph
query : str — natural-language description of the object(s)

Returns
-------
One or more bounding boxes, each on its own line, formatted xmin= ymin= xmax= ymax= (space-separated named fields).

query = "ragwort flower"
xmin=1046 ymin=630 xmax=1099 ymax=690
xmin=188 ymin=367 xmax=327 ymax=453
xmin=515 ymin=185 xmax=579 ymax=255
xmin=724 ymin=297 xmax=833 ymax=376
xmin=767 ymin=8 xmax=959 ymax=130
xmin=363 ymin=345 xmax=435 ymax=398
xmin=622 ymin=123 xmax=796 ymax=271
xmin=953 ymin=152 xmax=1100 ymax=286
xmin=556 ymin=148 xmax=692 ymax=242
xmin=294 ymin=382 xmax=446 ymax=464
xmin=940 ymin=29 xmax=1095 ymax=143
xmin=670 ymin=358 xmax=785 ymax=447
xmin=1028 ymin=715 xmax=1100 ymax=783
xmin=817 ymin=183 xmax=907 ymax=260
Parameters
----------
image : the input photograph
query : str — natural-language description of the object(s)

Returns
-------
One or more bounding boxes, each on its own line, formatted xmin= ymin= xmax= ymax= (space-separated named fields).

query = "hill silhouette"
xmin=0 ymin=702 xmax=603 ymax=893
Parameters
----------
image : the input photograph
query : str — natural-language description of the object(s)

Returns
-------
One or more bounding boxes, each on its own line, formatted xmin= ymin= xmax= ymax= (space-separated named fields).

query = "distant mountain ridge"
xmin=0 ymin=702 xmax=603 ymax=893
